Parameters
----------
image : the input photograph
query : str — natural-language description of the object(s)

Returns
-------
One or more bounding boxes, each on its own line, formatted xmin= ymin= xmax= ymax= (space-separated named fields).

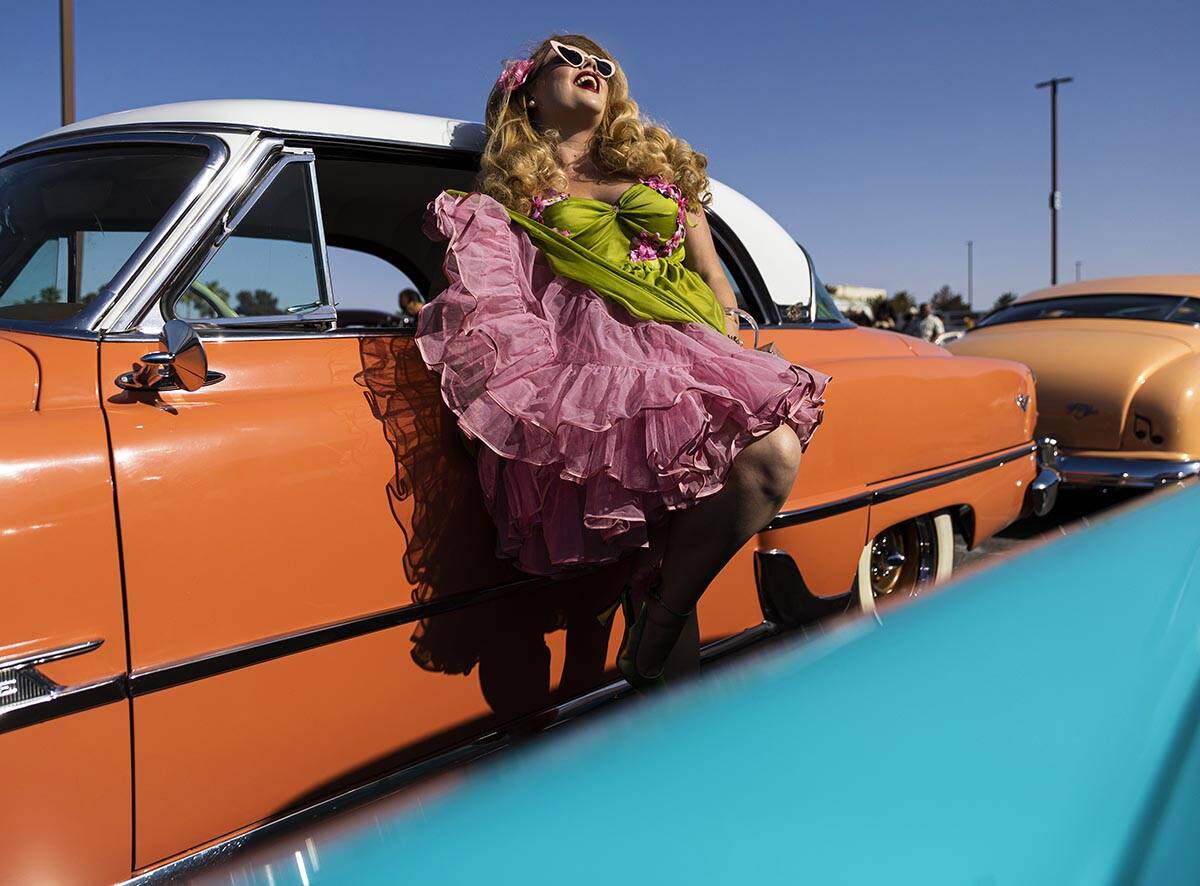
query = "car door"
xmin=0 ymin=138 xmax=224 ymax=883
xmin=99 ymin=142 xmax=598 ymax=869
xmin=0 ymin=333 xmax=131 ymax=886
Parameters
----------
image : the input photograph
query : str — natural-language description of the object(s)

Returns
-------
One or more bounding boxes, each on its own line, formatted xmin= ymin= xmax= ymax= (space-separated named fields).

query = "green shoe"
xmin=616 ymin=579 xmax=692 ymax=693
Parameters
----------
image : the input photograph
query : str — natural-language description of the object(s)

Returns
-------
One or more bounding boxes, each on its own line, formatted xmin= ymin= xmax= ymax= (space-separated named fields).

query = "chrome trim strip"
xmin=301 ymin=149 xmax=338 ymax=319
xmin=0 ymin=640 xmax=115 ymax=735
xmin=1058 ymin=455 xmax=1200 ymax=489
xmin=119 ymin=622 xmax=774 ymax=885
xmin=765 ymin=491 xmax=873 ymax=530
xmin=129 ymin=578 xmax=542 ymax=695
xmin=0 ymin=133 xmax=229 ymax=335
xmin=0 ymin=674 xmax=125 ymax=736
xmin=767 ymin=442 xmax=1037 ymax=530
xmin=0 ymin=638 xmax=104 ymax=672
xmin=870 ymin=442 xmax=1035 ymax=503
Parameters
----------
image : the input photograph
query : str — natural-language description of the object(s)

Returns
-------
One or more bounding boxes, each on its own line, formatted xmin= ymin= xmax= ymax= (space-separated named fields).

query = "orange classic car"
xmin=0 ymin=101 xmax=1055 ymax=884
xmin=949 ymin=276 xmax=1200 ymax=489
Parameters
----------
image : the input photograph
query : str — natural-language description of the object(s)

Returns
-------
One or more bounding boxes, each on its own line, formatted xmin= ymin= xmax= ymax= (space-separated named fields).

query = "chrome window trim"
xmin=145 ymin=147 xmax=337 ymax=335
xmin=0 ymin=132 xmax=230 ymax=334
xmin=101 ymin=325 xmax=412 ymax=344
xmin=98 ymin=132 xmax=279 ymax=333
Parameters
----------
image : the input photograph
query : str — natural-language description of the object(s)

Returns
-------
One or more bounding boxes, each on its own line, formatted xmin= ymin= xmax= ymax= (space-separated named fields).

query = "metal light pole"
xmin=1075 ymin=260 xmax=1082 ymax=282
xmin=1035 ymin=76 xmax=1072 ymax=285
xmin=967 ymin=240 xmax=974 ymax=310
xmin=60 ymin=0 xmax=83 ymax=306
xmin=60 ymin=0 xmax=76 ymax=125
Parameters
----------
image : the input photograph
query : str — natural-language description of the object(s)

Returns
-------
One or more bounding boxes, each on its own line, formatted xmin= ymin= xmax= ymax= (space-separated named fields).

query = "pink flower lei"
xmin=628 ymin=175 xmax=690 ymax=262
xmin=530 ymin=190 xmax=569 ymax=223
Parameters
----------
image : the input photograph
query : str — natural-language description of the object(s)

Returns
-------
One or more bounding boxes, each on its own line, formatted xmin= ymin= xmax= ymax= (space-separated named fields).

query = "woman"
xmin=417 ymin=34 xmax=829 ymax=690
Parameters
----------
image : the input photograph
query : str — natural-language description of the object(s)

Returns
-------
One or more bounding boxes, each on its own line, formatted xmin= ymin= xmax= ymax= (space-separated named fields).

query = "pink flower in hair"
xmin=497 ymin=59 xmax=534 ymax=93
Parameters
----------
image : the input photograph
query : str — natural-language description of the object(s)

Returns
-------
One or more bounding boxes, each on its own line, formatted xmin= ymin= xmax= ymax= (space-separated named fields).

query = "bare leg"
xmin=634 ymin=426 xmax=802 ymax=675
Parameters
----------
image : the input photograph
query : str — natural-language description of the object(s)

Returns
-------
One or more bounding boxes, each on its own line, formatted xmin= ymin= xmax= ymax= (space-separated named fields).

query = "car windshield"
xmin=979 ymin=293 xmax=1200 ymax=329
xmin=0 ymin=144 xmax=208 ymax=326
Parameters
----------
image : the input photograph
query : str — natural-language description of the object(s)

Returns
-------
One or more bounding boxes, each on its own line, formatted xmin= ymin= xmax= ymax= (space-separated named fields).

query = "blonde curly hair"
xmin=478 ymin=34 xmax=711 ymax=216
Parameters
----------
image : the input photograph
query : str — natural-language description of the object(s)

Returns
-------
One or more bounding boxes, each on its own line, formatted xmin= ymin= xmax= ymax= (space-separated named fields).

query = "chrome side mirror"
xmin=115 ymin=320 xmax=224 ymax=392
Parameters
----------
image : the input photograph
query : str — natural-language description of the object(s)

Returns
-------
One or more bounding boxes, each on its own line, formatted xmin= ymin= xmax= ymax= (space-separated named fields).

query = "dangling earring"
xmin=527 ymin=98 xmax=536 ymax=108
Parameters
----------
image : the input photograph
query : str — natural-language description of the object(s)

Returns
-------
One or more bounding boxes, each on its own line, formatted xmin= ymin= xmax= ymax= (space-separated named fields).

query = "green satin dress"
xmin=451 ymin=180 xmax=727 ymax=334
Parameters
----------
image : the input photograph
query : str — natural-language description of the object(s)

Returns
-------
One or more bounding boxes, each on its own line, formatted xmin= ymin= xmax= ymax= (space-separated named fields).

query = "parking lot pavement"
xmin=954 ymin=487 xmax=1151 ymax=575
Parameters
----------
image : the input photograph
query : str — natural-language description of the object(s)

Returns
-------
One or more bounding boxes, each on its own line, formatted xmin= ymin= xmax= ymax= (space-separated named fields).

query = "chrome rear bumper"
xmin=1057 ymin=453 xmax=1200 ymax=489
xmin=1026 ymin=437 xmax=1061 ymax=517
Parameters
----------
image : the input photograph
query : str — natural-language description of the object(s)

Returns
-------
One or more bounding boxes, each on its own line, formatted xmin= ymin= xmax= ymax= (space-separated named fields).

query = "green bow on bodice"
xmin=449 ymin=184 xmax=726 ymax=334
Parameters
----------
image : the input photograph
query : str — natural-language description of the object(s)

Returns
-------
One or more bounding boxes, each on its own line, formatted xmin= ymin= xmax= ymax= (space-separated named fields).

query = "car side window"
xmin=327 ymin=245 xmax=424 ymax=329
xmin=168 ymin=162 xmax=329 ymax=323
xmin=312 ymin=152 xmax=477 ymax=331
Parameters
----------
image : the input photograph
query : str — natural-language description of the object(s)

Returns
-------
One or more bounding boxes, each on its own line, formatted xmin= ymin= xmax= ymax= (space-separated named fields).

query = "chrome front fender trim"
xmin=0 ymin=639 xmax=123 ymax=735
xmin=1058 ymin=455 xmax=1200 ymax=489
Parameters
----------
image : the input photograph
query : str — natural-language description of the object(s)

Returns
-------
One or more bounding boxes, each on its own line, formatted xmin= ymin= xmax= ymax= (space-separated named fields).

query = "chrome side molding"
xmin=0 ymin=640 xmax=114 ymax=731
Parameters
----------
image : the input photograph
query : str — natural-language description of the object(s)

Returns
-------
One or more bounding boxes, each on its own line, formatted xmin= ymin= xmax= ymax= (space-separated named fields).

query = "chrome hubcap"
xmin=869 ymin=516 xmax=936 ymax=601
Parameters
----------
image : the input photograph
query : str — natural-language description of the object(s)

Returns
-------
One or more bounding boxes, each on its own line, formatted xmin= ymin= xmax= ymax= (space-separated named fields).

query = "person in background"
xmin=905 ymin=303 xmax=945 ymax=341
xmin=398 ymin=287 xmax=425 ymax=328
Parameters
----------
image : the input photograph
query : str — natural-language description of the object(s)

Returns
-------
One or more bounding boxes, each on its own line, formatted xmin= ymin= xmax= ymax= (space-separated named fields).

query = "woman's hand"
xmin=724 ymin=312 xmax=742 ymax=342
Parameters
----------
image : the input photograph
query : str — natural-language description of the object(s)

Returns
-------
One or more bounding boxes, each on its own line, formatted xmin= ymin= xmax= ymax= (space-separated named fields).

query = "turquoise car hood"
xmin=205 ymin=486 xmax=1200 ymax=884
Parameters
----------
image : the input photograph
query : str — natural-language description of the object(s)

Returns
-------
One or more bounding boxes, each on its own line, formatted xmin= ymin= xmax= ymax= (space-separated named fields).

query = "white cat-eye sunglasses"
xmin=548 ymin=40 xmax=617 ymax=79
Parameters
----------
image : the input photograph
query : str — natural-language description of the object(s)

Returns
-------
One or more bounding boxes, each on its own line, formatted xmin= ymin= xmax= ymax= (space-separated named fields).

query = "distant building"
xmin=827 ymin=284 xmax=886 ymax=321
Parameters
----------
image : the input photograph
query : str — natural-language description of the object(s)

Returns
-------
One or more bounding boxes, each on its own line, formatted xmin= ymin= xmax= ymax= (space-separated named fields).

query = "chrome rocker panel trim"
xmin=119 ymin=621 xmax=775 ymax=885
xmin=1058 ymin=455 xmax=1200 ymax=489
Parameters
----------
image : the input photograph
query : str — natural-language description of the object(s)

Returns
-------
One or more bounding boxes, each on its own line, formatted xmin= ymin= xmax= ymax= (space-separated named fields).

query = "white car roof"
xmin=42 ymin=99 xmax=488 ymax=150
xmin=24 ymin=99 xmax=813 ymax=309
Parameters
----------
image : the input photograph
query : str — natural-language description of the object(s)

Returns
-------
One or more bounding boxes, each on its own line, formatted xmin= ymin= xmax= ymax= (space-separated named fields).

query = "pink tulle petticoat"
xmin=416 ymin=191 xmax=830 ymax=576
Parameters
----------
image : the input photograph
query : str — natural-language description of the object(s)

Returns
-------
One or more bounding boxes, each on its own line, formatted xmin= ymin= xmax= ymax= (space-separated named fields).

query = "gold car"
xmin=948 ymin=275 xmax=1200 ymax=488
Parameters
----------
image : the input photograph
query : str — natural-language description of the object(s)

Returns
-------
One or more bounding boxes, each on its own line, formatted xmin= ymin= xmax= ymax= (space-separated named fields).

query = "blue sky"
xmin=2 ymin=0 xmax=1196 ymax=309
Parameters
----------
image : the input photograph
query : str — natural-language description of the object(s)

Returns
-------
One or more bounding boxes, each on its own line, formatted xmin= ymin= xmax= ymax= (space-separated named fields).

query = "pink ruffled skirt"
xmin=416 ymin=191 xmax=829 ymax=575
